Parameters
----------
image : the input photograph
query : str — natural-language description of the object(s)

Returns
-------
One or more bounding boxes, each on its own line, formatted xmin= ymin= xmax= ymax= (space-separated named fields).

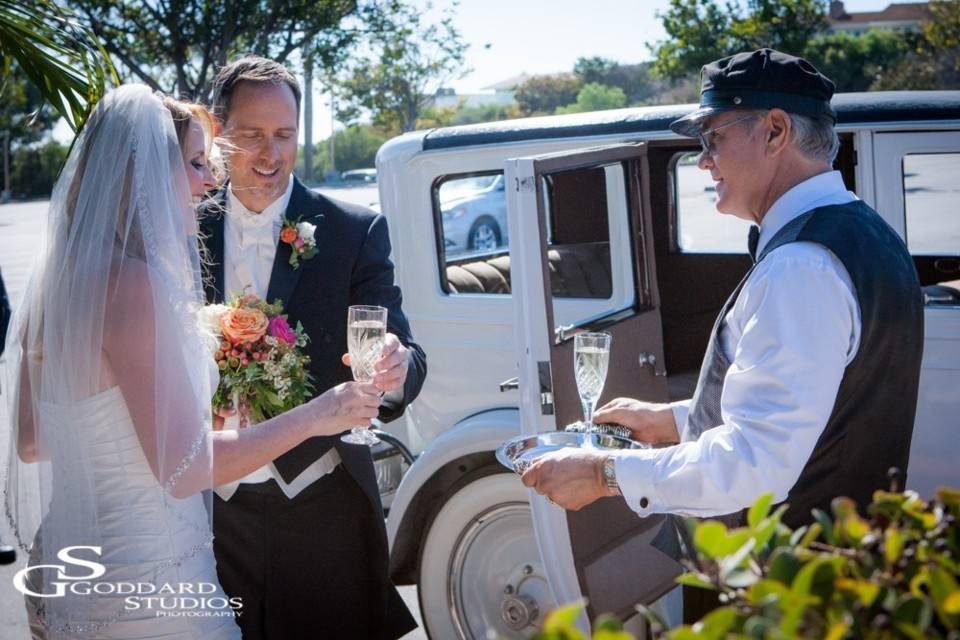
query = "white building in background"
xmin=827 ymin=1 xmax=931 ymax=35
xmin=431 ymin=73 xmax=532 ymax=110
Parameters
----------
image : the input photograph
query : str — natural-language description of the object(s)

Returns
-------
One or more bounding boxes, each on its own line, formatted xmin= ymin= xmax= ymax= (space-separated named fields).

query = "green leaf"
xmin=693 ymin=521 xmax=752 ymax=559
xmin=944 ymin=592 xmax=960 ymax=615
xmin=693 ymin=521 xmax=728 ymax=559
xmin=812 ymin=508 xmax=837 ymax=545
xmin=695 ymin=607 xmax=737 ymax=636
xmin=676 ymin=573 xmax=717 ymax=591
xmin=937 ymin=487 xmax=960 ymax=510
xmin=746 ymin=579 xmax=790 ymax=607
xmin=719 ymin=537 xmax=757 ymax=579
xmin=927 ymin=566 xmax=960 ymax=628
xmin=542 ymin=600 xmax=586 ymax=636
xmin=799 ymin=522 xmax=823 ymax=548
xmin=839 ymin=513 xmax=871 ymax=545
xmin=884 ymin=527 xmax=904 ymax=565
xmin=753 ymin=506 xmax=789 ymax=552
xmin=792 ymin=556 xmax=841 ymax=599
xmin=662 ymin=627 xmax=701 ymax=640
xmin=895 ymin=595 xmax=934 ymax=631
xmin=894 ymin=623 xmax=928 ymax=640
xmin=831 ymin=496 xmax=857 ymax=520
xmin=768 ymin=549 xmax=803 ymax=586
xmin=593 ymin=630 xmax=634 ymax=640
xmin=593 ymin=614 xmax=622 ymax=631
xmin=835 ymin=578 xmax=880 ymax=606
xmin=824 ymin=622 xmax=850 ymax=640
xmin=748 ymin=493 xmax=774 ymax=528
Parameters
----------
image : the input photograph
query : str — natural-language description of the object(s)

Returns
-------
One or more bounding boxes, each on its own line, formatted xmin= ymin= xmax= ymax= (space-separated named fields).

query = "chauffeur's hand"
xmin=341 ymin=333 xmax=409 ymax=394
xmin=521 ymin=448 xmax=616 ymax=511
xmin=594 ymin=398 xmax=680 ymax=445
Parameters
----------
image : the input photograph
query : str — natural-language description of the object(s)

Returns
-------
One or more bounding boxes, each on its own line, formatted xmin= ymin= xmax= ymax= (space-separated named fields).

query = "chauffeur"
xmin=522 ymin=49 xmax=924 ymax=532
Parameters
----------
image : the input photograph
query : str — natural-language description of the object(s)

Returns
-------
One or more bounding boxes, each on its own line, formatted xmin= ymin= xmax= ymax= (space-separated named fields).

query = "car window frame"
xmin=431 ymin=169 xmax=508 ymax=296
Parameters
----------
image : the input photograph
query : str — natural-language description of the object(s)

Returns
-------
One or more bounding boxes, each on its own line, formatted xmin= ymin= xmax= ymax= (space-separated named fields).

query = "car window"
xmin=672 ymin=151 xmax=752 ymax=253
xmin=904 ymin=153 xmax=960 ymax=256
xmin=540 ymin=165 xmax=614 ymax=300
xmin=434 ymin=169 xmax=620 ymax=302
xmin=435 ymin=172 xmax=511 ymax=295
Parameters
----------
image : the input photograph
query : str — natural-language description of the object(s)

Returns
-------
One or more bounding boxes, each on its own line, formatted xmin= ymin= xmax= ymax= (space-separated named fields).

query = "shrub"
xmin=533 ymin=483 xmax=960 ymax=639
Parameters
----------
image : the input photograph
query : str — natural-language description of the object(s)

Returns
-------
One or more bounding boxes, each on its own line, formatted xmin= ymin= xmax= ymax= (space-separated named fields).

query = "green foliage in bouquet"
xmin=531 ymin=482 xmax=960 ymax=640
xmin=208 ymin=294 xmax=315 ymax=425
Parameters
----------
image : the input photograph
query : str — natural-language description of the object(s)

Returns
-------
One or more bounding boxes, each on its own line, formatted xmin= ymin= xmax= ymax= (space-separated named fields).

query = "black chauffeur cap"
xmin=670 ymin=48 xmax=836 ymax=138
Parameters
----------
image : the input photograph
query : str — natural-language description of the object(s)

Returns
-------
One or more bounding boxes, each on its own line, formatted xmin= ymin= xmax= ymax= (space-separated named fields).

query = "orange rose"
xmin=220 ymin=307 xmax=268 ymax=345
xmin=280 ymin=227 xmax=298 ymax=244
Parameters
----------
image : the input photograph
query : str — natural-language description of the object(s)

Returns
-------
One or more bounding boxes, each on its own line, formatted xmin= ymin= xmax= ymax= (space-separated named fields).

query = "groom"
xmin=199 ymin=56 xmax=424 ymax=639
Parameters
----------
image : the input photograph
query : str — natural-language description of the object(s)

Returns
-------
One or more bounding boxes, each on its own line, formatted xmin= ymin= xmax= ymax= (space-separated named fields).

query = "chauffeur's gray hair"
xmin=789 ymin=112 xmax=840 ymax=164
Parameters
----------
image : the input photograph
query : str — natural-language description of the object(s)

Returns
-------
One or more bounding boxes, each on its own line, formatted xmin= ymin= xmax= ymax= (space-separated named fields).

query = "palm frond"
xmin=0 ymin=0 xmax=117 ymax=131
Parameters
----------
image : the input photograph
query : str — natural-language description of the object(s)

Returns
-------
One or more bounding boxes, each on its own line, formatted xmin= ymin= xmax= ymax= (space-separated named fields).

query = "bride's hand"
xmin=305 ymin=381 xmax=382 ymax=436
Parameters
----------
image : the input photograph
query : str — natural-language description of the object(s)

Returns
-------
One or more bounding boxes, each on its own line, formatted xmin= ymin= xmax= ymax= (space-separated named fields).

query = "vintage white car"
xmin=370 ymin=92 xmax=960 ymax=638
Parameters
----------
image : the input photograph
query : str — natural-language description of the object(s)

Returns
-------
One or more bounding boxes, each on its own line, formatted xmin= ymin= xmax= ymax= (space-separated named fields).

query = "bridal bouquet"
xmin=200 ymin=293 xmax=315 ymax=427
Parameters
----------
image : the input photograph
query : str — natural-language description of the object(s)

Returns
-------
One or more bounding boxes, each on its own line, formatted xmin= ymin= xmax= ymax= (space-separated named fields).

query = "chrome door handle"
xmin=499 ymin=377 xmax=519 ymax=392
xmin=639 ymin=352 xmax=666 ymax=376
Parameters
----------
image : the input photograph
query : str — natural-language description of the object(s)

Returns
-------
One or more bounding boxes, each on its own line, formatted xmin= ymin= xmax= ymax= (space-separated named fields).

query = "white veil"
xmin=2 ymin=84 xmax=215 ymax=631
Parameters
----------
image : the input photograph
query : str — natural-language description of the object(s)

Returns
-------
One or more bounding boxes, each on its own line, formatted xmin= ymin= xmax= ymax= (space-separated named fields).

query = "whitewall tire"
xmin=418 ymin=472 xmax=557 ymax=639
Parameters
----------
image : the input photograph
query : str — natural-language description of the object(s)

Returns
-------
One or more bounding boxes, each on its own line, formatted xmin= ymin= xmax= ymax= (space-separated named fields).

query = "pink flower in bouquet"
xmin=294 ymin=238 xmax=305 ymax=249
xmin=268 ymin=315 xmax=296 ymax=345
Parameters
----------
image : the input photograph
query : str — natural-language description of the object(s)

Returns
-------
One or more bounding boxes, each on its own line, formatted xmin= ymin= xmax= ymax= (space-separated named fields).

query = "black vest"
xmin=686 ymin=200 xmax=924 ymax=528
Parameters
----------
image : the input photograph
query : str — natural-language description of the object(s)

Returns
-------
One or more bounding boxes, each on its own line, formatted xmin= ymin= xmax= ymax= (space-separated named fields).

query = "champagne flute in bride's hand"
xmin=341 ymin=305 xmax=387 ymax=445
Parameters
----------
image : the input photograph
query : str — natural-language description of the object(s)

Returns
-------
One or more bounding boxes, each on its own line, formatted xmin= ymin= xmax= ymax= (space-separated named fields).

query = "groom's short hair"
xmin=212 ymin=56 xmax=301 ymax=123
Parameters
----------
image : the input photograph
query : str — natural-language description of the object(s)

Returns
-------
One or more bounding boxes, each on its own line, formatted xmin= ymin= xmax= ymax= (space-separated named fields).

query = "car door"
xmin=872 ymin=131 xmax=960 ymax=497
xmin=506 ymin=143 xmax=684 ymax=628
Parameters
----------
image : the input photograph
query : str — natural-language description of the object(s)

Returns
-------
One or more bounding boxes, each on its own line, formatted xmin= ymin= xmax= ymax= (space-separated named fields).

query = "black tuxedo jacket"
xmin=198 ymin=177 xmax=426 ymax=511
xmin=0 ymin=268 xmax=9 ymax=358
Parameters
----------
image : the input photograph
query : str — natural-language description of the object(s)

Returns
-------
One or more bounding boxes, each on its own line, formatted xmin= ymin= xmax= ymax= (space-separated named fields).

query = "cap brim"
xmin=669 ymin=104 xmax=734 ymax=137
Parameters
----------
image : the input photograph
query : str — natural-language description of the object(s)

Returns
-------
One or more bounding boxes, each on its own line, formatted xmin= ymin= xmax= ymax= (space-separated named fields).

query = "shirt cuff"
xmin=670 ymin=400 xmax=692 ymax=441
xmin=613 ymin=449 xmax=663 ymax=517
xmin=381 ymin=388 xmax=404 ymax=404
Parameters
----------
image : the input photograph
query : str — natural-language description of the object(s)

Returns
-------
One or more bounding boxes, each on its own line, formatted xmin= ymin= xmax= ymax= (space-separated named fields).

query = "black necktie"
xmin=748 ymin=225 xmax=760 ymax=262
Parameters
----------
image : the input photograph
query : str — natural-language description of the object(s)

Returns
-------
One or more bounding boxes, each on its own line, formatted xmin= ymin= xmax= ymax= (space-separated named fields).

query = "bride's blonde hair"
xmin=162 ymin=96 xmax=214 ymax=152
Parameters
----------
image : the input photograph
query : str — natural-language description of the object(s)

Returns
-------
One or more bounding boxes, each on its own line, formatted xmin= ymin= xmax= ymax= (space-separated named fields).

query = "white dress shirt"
xmin=216 ymin=176 xmax=340 ymax=500
xmin=616 ymin=171 xmax=862 ymax=518
xmin=224 ymin=178 xmax=294 ymax=302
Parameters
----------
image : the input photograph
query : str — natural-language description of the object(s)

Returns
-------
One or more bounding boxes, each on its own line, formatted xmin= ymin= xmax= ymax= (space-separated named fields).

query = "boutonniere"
xmin=280 ymin=216 xmax=318 ymax=270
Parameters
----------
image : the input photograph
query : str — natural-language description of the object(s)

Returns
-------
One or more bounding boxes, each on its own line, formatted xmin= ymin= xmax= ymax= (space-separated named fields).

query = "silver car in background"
xmin=439 ymin=174 xmax=507 ymax=257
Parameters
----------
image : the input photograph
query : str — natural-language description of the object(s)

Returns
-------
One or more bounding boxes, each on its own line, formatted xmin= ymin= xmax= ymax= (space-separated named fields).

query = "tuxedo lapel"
xmin=265 ymin=177 xmax=326 ymax=308
xmin=199 ymin=190 xmax=227 ymax=304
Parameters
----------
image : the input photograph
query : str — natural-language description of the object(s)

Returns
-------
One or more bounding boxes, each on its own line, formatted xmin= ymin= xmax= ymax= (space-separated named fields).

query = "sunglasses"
xmin=697 ymin=113 xmax=762 ymax=155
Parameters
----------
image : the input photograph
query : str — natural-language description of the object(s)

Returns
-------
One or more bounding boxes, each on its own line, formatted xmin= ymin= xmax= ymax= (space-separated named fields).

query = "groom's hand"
xmin=340 ymin=333 xmax=409 ymax=394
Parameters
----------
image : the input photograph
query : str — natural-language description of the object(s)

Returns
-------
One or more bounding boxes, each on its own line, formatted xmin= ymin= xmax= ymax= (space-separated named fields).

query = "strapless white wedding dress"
xmin=27 ymin=386 xmax=241 ymax=640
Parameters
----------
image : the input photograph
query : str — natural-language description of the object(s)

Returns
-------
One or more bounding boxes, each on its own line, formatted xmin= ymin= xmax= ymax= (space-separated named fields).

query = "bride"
xmin=2 ymin=84 xmax=381 ymax=638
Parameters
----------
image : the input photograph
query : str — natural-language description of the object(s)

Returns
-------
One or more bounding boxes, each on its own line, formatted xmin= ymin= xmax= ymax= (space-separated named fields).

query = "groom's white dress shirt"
xmin=216 ymin=177 xmax=340 ymax=501
xmin=615 ymin=170 xmax=862 ymax=518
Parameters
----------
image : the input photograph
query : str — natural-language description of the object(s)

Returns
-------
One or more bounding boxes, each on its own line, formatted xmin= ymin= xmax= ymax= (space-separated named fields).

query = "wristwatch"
xmin=601 ymin=456 xmax=620 ymax=495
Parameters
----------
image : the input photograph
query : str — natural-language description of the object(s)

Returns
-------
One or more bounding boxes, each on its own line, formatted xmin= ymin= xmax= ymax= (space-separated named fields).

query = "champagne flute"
xmin=574 ymin=332 xmax=611 ymax=432
xmin=341 ymin=305 xmax=387 ymax=445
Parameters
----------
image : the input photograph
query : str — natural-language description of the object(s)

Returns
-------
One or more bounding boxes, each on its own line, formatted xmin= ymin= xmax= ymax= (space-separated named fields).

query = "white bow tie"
xmin=228 ymin=205 xmax=276 ymax=230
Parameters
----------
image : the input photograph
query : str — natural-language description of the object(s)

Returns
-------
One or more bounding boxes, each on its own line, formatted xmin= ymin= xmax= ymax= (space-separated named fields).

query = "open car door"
xmin=506 ymin=143 xmax=684 ymax=629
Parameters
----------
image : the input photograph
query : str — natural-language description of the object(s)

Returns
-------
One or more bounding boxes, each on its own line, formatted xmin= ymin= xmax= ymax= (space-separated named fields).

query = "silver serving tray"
xmin=496 ymin=430 xmax=648 ymax=475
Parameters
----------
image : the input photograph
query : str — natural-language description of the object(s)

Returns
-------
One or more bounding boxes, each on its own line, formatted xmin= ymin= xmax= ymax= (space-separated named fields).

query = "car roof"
xmin=421 ymin=91 xmax=960 ymax=151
